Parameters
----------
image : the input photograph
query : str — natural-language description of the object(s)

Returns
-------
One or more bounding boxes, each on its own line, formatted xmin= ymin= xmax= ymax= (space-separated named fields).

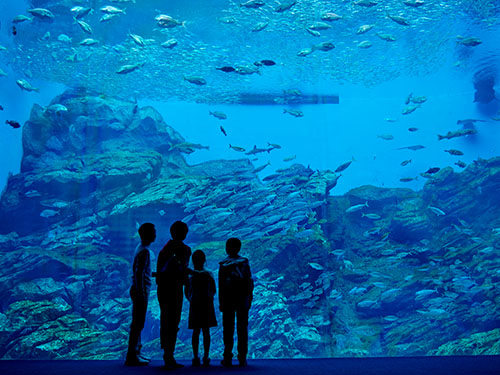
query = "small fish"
xmin=252 ymin=22 xmax=268 ymax=32
xmin=5 ymin=120 xmax=21 ymax=128
xmin=209 ymin=111 xmax=227 ymax=120
xmin=220 ymin=126 xmax=227 ymax=136
xmin=385 ymin=118 xmax=397 ymax=122
xmin=362 ymin=213 xmax=381 ymax=219
xmin=80 ymin=38 xmax=99 ymax=46
xmin=428 ymin=206 xmax=445 ymax=216
xmin=129 ymin=33 xmax=146 ymax=47
xmin=297 ymin=48 xmax=313 ymax=56
xmin=28 ymin=8 xmax=55 ymax=19
xmin=116 ymin=62 xmax=144 ymax=74
xmin=155 ymin=14 xmax=185 ymax=28
xmin=397 ymin=145 xmax=425 ymax=151
xmin=411 ymin=95 xmax=427 ymax=104
xmin=246 ymin=145 xmax=269 ymax=155
xmin=400 ymin=177 xmax=417 ymax=182
xmin=308 ymin=262 xmax=324 ymax=271
xmin=335 ymin=160 xmax=352 ymax=173
xmin=101 ymin=6 xmax=125 ymax=14
xmin=71 ymin=6 xmax=92 ymax=19
xmin=376 ymin=32 xmax=396 ymax=42
xmin=438 ymin=129 xmax=477 ymax=140
xmin=235 ymin=65 xmax=260 ymax=75
xmin=425 ymin=167 xmax=440 ymax=174
xmin=0 ymin=105 xmax=3 ymax=110
xmin=283 ymin=108 xmax=303 ymax=117
xmin=404 ymin=0 xmax=425 ymax=7
xmin=346 ymin=202 xmax=368 ymax=213
xmin=387 ymin=14 xmax=410 ymax=26
xmin=74 ymin=18 xmax=93 ymax=34
xmin=400 ymin=159 xmax=412 ymax=166
xmin=57 ymin=34 xmax=72 ymax=43
xmin=0 ymin=68 xmax=7 ymax=77
xmin=267 ymin=142 xmax=281 ymax=149
xmin=12 ymin=15 xmax=33 ymax=24
xmin=444 ymin=149 xmax=464 ymax=156
xmin=357 ymin=24 xmax=375 ymax=34
xmin=377 ymin=134 xmax=394 ymax=140
xmin=40 ymin=209 xmax=59 ymax=218
xmin=254 ymin=161 xmax=271 ymax=173
xmin=161 ymin=39 xmax=178 ymax=49
xmin=358 ymin=40 xmax=372 ymax=49
xmin=354 ymin=0 xmax=378 ymax=7
xmin=255 ymin=59 xmax=277 ymax=66
xmin=16 ymin=79 xmax=39 ymax=92
xmin=402 ymin=104 xmax=419 ymax=115
xmin=184 ymin=75 xmax=206 ymax=85
xmin=308 ymin=22 xmax=332 ymax=31
xmin=320 ymin=12 xmax=342 ymax=21
xmin=283 ymin=155 xmax=296 ymax=162
xmin=312 ymin=41 xmax=335 ymax=51
xmin=408 ymin=127 xmax=419 ymax=132
xmin=275 ymin=0 xmax=297 ymax=12
xmin=216 ymin=66 xmax=235 ymax=73
xmin=455 ymin=161 xmax=466 ymax=168
xmin=229 ymin=144 xmax=246 ymax=152
xmin=169 ymin=142 xmax=209 ymax=153
xmin=457 ymin=37 xmax=482 ymax=47
xmin=240 ymin=0 xmax=265 ymax=8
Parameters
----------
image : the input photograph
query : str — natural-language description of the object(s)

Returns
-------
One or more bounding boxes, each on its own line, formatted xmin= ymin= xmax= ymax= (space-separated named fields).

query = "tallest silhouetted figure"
xmin=156 ymin=221 xmax=191 ymax=368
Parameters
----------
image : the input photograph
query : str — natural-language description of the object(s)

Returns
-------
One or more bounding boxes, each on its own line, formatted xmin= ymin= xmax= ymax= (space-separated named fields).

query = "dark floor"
xmin=1 ymin=357 xmax=499 ymax=375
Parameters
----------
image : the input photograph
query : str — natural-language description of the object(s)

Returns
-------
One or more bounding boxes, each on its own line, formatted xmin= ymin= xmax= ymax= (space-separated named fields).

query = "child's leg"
xmin=202 ymin=327 xmax=211 ymax=359
xmin=192 ymin=328 xmax=201 ymax=358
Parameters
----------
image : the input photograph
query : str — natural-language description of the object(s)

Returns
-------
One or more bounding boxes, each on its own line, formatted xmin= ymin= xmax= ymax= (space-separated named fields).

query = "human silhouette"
xmin=219 ymin=238 xmax=254 ymax=367
xmin=125 ymin=222 xmax=156 ymax=366
xmin=156 ymin=221 xmax=192 ymax=368
xmin=185 ymin=250 xmax=217 ymax=367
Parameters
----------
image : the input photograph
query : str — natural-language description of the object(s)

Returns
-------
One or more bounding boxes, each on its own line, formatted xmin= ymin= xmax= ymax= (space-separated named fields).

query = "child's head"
xmin=170 ymin=220 xmax=188 ymax=241
xmin=139 ymin=222 xmax=156 ymax=245
xmin=192 ymin=250 xmax=206 ymax=270
xmin=225 ymin=237 xmax=241 ymax=257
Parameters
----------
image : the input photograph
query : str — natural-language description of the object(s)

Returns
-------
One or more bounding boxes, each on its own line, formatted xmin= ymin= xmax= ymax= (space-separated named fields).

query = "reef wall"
xmin=0 ymin=90 xmax=499 ymax=359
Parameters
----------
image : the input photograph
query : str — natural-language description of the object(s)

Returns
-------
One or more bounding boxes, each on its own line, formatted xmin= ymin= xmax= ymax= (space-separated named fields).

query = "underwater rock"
xmin=429 ymin=328 xmax=500 ymax=355
xmin=2 ymin=90 xmax=500 ymax=359
xmin=389 ymin=198 xmax=432 ymax=243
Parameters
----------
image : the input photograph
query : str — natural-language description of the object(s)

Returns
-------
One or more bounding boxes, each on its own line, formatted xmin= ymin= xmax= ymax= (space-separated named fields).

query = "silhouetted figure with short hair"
xmin=156 ymin=221 xmax=191 ymax=368
xmin=125 ymin=222 xmax=156 ymax=366
xmin=186 ymin=250 xmax=217 ymax=367
xmin=219 ymin=237 xmax=254 ymax=367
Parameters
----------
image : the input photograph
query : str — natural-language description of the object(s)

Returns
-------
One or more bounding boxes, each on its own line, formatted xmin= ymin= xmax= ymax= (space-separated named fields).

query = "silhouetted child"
xmin=156 ymin=221 xmax=191 ymax=368
xmin=185 ymin=250 xmax=217 ymax=367
xmin=125 ymin=223 xmax=156 ymax=366
xmin=219 ymin=238 xmax=254 ymax=367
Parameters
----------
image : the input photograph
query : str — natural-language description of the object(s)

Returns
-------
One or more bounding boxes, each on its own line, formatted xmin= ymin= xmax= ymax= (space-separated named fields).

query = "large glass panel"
xmin=0 ymin=0 xmax=499 ymax=360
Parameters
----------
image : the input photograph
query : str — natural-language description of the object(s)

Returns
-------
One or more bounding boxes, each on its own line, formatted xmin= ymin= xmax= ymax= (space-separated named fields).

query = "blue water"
xmin=0 ymin=0 xmax=500 ymax=360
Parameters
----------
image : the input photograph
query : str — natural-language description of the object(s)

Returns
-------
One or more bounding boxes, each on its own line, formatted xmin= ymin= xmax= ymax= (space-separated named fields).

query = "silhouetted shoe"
xmin=192 ymin=357 xmax=201 ymax=367
xmin=238 ymin=358 xmax=247 ymax=367
xmin=164 ymin=359 xmax=184 ymax=369
xmin=202 ymin=357 xmax=210 ymax=367
xmin=138 ymin=354 xmax=151 ymax=362
xmin=221 ymin=358 xmax=232 ymax=367
xmin=125 ymin=356 xmax=149 ymax=366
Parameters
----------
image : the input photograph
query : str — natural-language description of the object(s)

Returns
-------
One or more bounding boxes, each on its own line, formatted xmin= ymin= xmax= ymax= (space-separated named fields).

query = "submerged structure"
xmin=0 ymin=0 xmax=499 ymax=361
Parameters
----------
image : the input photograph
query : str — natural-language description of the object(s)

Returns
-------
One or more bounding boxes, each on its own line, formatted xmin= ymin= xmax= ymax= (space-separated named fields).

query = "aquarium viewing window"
xmin=0 ymin=0 xmax=499 ymax=361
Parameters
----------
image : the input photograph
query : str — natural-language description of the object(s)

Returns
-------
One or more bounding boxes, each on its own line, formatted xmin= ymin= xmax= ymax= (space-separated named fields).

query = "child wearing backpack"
xmin=219 ymin=237 xmax=254 ymax=367
xmin=185 ymin=250 xmax=217 ymax=366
